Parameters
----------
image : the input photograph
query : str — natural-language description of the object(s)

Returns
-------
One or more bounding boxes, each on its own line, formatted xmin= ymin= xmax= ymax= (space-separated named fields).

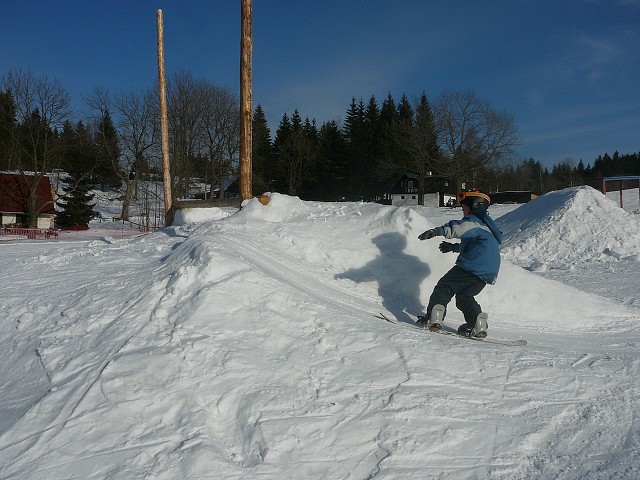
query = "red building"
xmin=0 ymin=173 xmax=56 ymax=229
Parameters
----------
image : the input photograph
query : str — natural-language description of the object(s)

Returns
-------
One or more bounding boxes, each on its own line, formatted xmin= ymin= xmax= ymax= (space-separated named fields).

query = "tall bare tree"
xmin=201 ymin=84 xmax=240 ymax=200
xmin=167 ymin=71 xmax=207 ymax=200
xmin=434 ymin=90 xmax=519 ymax=193
xmin=86 ymin=87 xmax=158 ymax=220
xmin=1 ymin=69 xmax=71 ymax=227
xmin=114 ymin=89 xmax=159 ymax=220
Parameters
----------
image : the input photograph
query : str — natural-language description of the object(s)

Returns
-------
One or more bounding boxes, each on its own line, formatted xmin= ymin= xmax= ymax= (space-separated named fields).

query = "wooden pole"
xmin=239 ymin=0 xmax=253 ymax=200
xmin=157 ymin=9 xmax=173 ymax=226
xmin=620 ymin=180 xmax=623 ymax=209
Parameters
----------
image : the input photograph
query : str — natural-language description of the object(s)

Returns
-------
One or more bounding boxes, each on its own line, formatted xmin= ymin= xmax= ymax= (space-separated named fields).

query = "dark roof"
xmin=603 ymin=176 xmax=640 ymax=181
xmin=212 ymin=175 xmax=239 ymax=191
xmin=0 ymin=173 xmax=55 ymax=214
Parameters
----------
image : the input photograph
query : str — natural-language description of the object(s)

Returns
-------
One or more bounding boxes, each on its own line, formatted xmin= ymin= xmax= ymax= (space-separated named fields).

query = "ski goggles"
xmin=458 ymin=190 xmax=491 ymax=203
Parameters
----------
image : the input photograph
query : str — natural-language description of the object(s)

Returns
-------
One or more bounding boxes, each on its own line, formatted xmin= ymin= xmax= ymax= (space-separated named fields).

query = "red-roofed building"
xmin=0 ymin=173 xmax=56 ymax=229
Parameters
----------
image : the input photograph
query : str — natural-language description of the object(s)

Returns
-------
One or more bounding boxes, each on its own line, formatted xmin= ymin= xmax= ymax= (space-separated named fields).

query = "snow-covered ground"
xmin=498 ymin=187 xmax=640 ymax=310
xmin=1 ymin=186 xmax=639 ymax=479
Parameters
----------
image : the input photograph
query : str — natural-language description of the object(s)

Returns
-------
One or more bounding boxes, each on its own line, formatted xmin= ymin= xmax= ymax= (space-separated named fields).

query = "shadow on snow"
xmin=335 ymin=232 xmax=430 ymax=323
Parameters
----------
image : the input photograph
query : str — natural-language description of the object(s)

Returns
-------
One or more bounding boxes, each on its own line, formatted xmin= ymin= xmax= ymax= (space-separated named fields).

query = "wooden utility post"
xmin=156 ymin=9 xmax=173 ymax=226
xmin=239 ymin=0 xmax=253 ymax=200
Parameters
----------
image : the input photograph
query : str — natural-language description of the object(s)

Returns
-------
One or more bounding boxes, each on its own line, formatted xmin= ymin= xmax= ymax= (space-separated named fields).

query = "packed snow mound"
xmin=499 ymin=186 xmax=640 ymax=269
xmin=174 ymin=193 xmax=630 ymax=330
xmin=173 ymin=206 xmax=232 ymax=225
xmin=220 ymin=193 xmax=434 ymax=275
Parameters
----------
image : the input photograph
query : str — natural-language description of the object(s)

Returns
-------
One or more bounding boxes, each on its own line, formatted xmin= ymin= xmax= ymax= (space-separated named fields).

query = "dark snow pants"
xmin=426 ymin=265 xmax=487 ymax=327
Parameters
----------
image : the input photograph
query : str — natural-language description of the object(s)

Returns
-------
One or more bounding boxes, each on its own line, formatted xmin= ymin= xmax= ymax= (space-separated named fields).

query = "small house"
xmin=380 ymin=172 xmax=454 ymax=207
xmin=187 ymin=176 xmax=240 ymax=200
xmin=0 ymin=173 xmax=56 ymax=229
xmin=212 ymin=176 xmax=240 ymax=199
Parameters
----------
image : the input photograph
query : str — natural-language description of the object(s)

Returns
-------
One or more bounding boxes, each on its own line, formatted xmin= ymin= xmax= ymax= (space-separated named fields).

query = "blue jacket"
xmin=435 ymin=207 xmax=503 ymax=284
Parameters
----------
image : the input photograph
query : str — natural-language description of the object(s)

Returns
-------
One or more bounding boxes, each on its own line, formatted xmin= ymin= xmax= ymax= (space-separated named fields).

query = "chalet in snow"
xmin=380 ymin=172 xmax=456 ymax=207
xmin=188 ymin=176 xmax=240 ymax=200
xmin=0 ymin=173 xmax=56 ymax=229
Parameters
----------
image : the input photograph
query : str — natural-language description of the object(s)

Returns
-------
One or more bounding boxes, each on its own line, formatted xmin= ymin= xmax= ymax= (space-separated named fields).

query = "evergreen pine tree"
xmin=376 ymin=93 xmax=407 ymax=186
xmin=362 ymin=96 xmax=383 ymax=200
xmin=318 ymin=120 xmax=349 ymax=200
xmin=300 ymin=117 xmax=321 ymax=199
xmin=411 ymin=92 xmax=441 ymax=203
xmin=273 ymin=113 xmax=292 ymax=150
xmin=364 ymin=96 xmax=381 ymax=156
xmin=342 ymin=97 xmax=364 ymax=142
xmin=0 ymin=89 xmax=17 ymax=170
xmin=576 ymin=160 xmax=586 ymax=184
xmin=273 ymin=110 xmax=317 ymax=196
xmin=56 ymin=122 xmax=96 ymax=228
xmin=612 ymin=151 xmax=622 ymax=175
xmin=379 ymin=94 xmax=398 ymax=128
xmin=290 ymin=110 xmax=303 ymax=135
xmin=56 ymin=171 xmax=96 ymax=228
xmin=59 ymin=120 xmax=76 ymax=173
xmin=379 ymin=93 xmax=400 ymax=165
xmin=397 ymin=94 xmax=414 ymax=126
xmin=94 ymin=110 xmax=121 ymax=190
xmin=272 ymin=113 xmax=292 ymax=193
xmin=342 ymin=97 xmax=367 ymax=200
xmin=251 ymin=104 xmax=273 ymax=194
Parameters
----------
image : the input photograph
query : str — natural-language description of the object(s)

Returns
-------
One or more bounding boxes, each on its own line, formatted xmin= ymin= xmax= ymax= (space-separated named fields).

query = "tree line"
xmin=485 ymin=152 xmax=639 ymax=195
xmin=0 ymin=69 xmax=241 ymax=226
xmin=255 ymin=97 xmax=637 ymax=201
xmin=1 ymin=68 xmax=637 ymax=227
xmin=254 ymin=90 xmax=520 ymax=202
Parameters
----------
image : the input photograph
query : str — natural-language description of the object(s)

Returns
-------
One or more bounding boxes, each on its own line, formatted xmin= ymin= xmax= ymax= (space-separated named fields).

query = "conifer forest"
xmin=1 ymin=69 xmax=638 ymax=208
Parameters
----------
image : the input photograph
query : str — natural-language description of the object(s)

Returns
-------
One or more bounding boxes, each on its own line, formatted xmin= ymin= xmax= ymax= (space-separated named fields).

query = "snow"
xmin=499 ymin=186 xmax=640 ymax=268
xmin=1 ymin=187 xmax=639 ymax=479
xmin=498 ymin=187 xmax=640 ymax=310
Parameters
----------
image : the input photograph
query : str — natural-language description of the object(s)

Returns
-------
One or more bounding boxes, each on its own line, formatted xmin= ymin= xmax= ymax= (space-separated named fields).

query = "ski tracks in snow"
xmin=2 ymin=225 xmax=639 ymax=478
xmin=169 ymin=232 xmax=638 ymax=479
xmin=159 ymin=230 xmax=409 ymax=478
xmin=213 ymin=231 xmax=386 ymax=319
xmin=0 ymin=234 xmax=198 ymax=478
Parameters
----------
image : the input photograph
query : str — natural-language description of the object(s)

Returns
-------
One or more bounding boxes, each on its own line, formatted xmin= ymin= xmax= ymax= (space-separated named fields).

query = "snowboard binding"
xmin=417 ymin=304 xmax=445 ymax=332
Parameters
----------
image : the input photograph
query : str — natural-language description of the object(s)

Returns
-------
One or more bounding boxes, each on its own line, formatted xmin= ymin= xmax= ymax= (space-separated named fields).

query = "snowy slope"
xmin=0 ymin=188 xmax=639 ymax=479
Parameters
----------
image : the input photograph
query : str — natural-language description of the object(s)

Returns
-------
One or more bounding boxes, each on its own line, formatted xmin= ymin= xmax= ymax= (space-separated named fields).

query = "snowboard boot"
xmin=420 ymin=304 xmax=445 ymax=332
xmin=472 ymin=313 xmax=488 ymax=338
xmin=457 ymin=313 xmax=488 ymax=338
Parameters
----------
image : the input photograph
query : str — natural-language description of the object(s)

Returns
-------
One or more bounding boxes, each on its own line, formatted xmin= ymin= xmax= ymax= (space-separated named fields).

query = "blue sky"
xmin=2 ymin=0 xmax=638 ymax=168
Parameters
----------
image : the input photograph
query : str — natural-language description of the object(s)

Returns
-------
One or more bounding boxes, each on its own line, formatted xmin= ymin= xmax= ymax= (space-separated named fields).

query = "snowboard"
xmin=374 ymin=313 xmax=527 ymax=347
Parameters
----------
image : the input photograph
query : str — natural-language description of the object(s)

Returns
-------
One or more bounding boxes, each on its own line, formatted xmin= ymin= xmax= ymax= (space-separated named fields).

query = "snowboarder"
xmin=417 ymin=189 xmax=503 ymax=338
